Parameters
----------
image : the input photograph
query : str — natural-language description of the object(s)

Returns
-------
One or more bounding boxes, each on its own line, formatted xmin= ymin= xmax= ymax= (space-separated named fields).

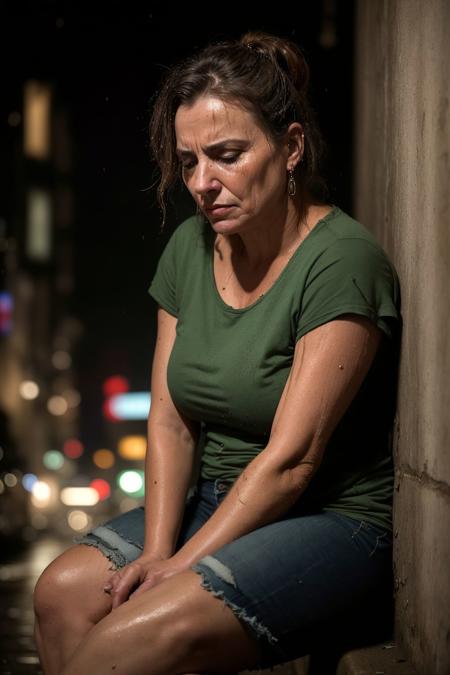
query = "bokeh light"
xmin=90 ymin=478 xmax=111 ymax=501
xmin=4 ymin=473 xmax=18 ymax=488
xmin=63 ymin=438 xmax=84 ymax=459
xmin=31 ymin=480 xmax=51 ymax=507
xmin=31 ymin=477 xmax=59 ymax=510
xmin=107 ymin=393 xmax=150 ymax=421
xmin=117 ymin=470 xmax=144 ymax=496
xmin=43 ymin=450 xmax=65 ymax=470
xmin=19 ymin=380 xmax=39 ymax=400
xmin=60 ymin=487 xmax=99 ymax=506
xmin=118 ymin=435 xmax=146 ymax=461
xmin=51 ymin=350 xmax=72 ymax=370
xmin=47 ymin=395 xmax=68 ymax=416
xmin=22 ymin=473 xmax=38 ymax=492
xmin=0 ymin=291 xmax=13 ymax=336
xmin=67 ymin=510 xmax=92 ymax=532
xmin=92 ymin=449 xmax=115 ymax=469
xmin=63 ymin=388 xmax=81 ymax=408
xmin=103 ymin=398 xmax=117 ymax=421
xmin=103 ymin=375 xmax=129 ymax=397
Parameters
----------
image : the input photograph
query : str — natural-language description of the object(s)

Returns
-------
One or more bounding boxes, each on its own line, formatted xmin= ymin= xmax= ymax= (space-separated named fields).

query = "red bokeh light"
xmin=63 ymin=438 xmax=84 ymax=459
xmin=90 ymin=478 xmax=111 ymax=501
xmin=103 ymin=375 xmax=129 ymax=398
xmin=103 ymin=398 xmax=119 ymax=421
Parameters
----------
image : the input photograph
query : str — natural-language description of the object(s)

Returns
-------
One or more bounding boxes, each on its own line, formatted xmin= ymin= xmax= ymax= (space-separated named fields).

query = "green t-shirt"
xmin=148 ymin=206 xmax=401 ymax=530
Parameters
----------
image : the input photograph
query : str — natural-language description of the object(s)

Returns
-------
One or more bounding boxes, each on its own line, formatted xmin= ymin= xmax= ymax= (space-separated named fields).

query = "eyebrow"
xmin=175 ymin=138 xmax=248 ymax=157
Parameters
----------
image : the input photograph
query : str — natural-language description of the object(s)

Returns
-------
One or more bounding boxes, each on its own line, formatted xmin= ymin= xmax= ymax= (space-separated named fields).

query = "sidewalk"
xmin=0 ymin=536 xmax=67 ymax=675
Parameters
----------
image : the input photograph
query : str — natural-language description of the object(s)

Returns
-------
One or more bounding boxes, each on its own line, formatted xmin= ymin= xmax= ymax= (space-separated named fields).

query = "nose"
xmin=189 ymin=159 xmax=221 ymax=199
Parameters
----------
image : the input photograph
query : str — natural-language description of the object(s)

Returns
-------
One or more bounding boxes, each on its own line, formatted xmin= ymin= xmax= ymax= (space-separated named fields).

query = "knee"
xmin=33 ymin=554 xmax=76 ymax=625
xmin=34 ymin=545 xmax=112 ymax=626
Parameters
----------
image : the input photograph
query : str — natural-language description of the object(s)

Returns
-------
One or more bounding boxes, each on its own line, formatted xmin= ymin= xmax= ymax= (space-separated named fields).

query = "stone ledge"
xmin=241 ymin=641 xmax=417 ymax=675
xmin=336 ymin=641 xmax=418 ymax=675
xmin=240 ymin=656 xmax=309 ymax=675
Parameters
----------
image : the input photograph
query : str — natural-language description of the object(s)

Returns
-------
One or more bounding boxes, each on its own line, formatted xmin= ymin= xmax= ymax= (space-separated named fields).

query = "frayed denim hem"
xmin=74 ymin=534 xmax=127 ymax=570
xmin=192 ymin=558 xmax=284 ymax=671
xmin=73 ymin=522 xmax=144 ymax=570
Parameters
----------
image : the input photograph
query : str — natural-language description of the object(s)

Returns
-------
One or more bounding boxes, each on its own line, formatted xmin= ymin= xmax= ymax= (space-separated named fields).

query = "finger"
xmin=113 ymin=567 xmax=140 ymax=600
xmin=111 ymin=568 xmax=141 ymax=609
xmin=103 ymin=569 xmax=122 ymax=594
xmin=106 ymin=564 xmax=129 ymax=587
xmin=129 ymin=578 xmax=157 ymax=599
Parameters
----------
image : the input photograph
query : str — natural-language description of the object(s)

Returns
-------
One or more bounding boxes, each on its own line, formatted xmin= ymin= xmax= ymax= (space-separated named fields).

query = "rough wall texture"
xmin=354 ymin=1 xmax=450 ymax=673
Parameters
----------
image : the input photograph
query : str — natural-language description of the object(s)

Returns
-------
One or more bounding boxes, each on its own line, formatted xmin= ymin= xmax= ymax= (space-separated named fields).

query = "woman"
xmin=34 ymin=31 xmax=401 ymax=674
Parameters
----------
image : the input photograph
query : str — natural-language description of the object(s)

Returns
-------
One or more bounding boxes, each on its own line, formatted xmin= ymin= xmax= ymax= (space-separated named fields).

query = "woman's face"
xmin=174 ymin=95 xmax=290 ymax=235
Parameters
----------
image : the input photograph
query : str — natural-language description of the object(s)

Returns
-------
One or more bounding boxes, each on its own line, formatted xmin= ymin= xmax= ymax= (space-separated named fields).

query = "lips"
xmin=205 ymin=205 xmax=234 ymax=215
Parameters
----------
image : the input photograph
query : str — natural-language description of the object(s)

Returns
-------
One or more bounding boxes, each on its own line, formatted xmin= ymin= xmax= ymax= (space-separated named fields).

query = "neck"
xmin=225 ymin=194 xmax=311 ymax=269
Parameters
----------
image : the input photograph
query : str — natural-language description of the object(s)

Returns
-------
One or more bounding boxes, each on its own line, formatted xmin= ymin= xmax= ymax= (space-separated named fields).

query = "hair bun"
xmin=240 ymin=30 xmax=309 ymax=94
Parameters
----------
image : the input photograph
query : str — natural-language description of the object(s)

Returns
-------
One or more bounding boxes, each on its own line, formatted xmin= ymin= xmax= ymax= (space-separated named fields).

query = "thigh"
xmin=61 ymin=570 xmax=263 ymax=674
xmin=192 ymin=511 xmax=393 ymax=667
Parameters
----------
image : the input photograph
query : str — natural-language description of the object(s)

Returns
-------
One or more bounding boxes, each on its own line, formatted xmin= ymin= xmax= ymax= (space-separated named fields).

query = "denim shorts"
xmin=77 ymin=479 xmax=394 ymax=669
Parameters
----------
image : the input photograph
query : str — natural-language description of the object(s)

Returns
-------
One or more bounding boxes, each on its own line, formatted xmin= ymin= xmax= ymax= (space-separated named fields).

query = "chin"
xmin=207 ymin=214 xmax=247 ymax=235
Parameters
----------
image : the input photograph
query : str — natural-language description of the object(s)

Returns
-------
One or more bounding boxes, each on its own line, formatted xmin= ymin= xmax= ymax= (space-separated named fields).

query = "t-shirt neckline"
xmin=208 ymin=205 xmax=340 ymax=314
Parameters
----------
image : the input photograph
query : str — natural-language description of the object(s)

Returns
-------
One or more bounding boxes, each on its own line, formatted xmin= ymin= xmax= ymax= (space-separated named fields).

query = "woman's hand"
xmin=104 ymin=554 xmax=185 ymax=609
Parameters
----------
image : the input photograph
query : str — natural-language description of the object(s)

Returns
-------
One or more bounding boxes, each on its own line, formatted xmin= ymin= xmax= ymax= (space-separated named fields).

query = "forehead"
xmin=174 ymin=96 xmax=262 ymax=146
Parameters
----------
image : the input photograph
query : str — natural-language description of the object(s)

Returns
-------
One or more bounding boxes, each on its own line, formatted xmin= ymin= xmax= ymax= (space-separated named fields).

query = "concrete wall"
xmin=354 ymin=1 xmax=450 ymax=673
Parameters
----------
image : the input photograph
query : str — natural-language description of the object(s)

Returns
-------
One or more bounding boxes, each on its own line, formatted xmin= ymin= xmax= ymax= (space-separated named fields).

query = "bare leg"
xmin=34 ymin=544 xmax=116 ymax=674
xmin=61 ymin=570 xmax=263 ymax=675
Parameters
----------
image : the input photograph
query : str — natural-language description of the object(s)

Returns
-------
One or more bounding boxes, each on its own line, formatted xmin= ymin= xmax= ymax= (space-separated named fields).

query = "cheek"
xmin=229 ymin=168 xmax=253 ymax=203
xmin=229 ymin=158 xmax=270 ymax=202
xmin=239 ymin=161 xmax=281 ymax=208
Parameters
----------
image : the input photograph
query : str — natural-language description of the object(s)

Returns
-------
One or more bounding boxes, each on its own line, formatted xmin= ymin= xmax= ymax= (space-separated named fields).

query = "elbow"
xmin=269 ymin=447 xmax=324 ymax=500
xmin=257 ymin=459 xmax=318 ymax=510
xmin=283 ymin=461 xmax=317 ymax=496
xmin=236 ymin=440 xmax=325 ymax=506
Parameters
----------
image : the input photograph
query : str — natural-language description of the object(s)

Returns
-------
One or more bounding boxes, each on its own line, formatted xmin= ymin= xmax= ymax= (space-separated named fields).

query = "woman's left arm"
xmin=170 ymin=313 xmax=383 ymax=568
xmin=123 ymin=313 xmax=383 ymax=600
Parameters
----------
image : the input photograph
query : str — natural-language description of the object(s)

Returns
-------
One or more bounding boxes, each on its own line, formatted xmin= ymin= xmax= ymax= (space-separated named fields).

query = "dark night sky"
xmin=1 ymin=2 xmax=354 ymax=447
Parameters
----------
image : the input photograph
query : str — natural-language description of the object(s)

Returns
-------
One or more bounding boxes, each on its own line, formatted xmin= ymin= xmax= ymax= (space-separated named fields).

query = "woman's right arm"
xmin=142 ymin=306 xmax=199 ymax=559
xmin=105 ymin=307 xmax=199 ymax=606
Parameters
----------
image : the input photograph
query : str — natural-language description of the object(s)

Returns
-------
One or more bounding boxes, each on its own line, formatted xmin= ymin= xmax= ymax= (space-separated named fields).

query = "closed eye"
xmin=220 ymin=154 xmax=241 ymax=164
xmin=180 ymin=154 xmax=241 ymax=170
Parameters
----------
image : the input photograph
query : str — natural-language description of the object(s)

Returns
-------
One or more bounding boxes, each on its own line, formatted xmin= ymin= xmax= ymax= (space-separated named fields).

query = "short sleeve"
xmin=296 ymin=237 xmax=401 ymax=342
xmin=148 ymin=228 xmax=179 ymax=317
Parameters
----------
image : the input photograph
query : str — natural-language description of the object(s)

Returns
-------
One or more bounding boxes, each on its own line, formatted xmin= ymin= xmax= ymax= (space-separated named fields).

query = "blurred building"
xmin=0 ymin=79 xmax=82 ymax=543
xmin=0 ymin=82 xmax=150 ymax=542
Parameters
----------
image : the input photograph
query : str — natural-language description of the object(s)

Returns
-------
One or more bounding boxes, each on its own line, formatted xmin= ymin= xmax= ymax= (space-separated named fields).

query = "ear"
xmin=285 ymin=122 xmax=304 ymax=171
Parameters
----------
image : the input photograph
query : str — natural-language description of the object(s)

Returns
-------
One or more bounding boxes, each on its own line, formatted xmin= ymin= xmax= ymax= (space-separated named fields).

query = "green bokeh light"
xmin=43 ymin=450 xmax=65 ymax=471
xmin=117 ymin=470 xmax=145 ymax=497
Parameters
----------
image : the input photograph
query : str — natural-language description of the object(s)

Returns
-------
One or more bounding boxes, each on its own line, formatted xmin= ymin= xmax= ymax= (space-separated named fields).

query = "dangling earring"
xmin=288 ymin=169 xmax=296 ymax=197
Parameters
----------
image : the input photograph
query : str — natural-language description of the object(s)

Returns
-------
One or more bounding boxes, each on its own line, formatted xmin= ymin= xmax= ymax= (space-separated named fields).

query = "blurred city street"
xmin=1 ymin=2 xmax=448 ymax=674
xmin=0 ymin=535 xmax=68 ymax=675
xmin=0 ymin=6 xmax=353 ymax=671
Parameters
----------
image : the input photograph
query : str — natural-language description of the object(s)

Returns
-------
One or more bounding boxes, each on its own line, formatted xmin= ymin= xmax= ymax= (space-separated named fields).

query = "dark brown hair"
xmin=149 ymin=30 xmax=326 ymax=226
